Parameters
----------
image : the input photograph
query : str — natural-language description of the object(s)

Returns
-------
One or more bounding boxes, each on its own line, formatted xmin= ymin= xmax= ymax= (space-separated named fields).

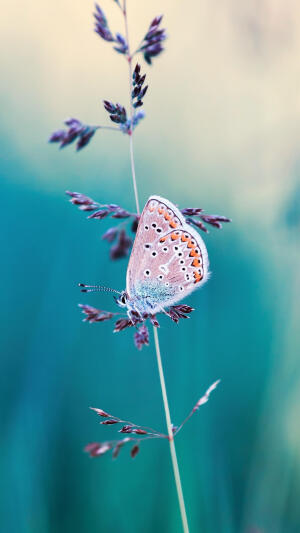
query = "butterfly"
xmin=116 ymin=195 xmax=209 ymax=320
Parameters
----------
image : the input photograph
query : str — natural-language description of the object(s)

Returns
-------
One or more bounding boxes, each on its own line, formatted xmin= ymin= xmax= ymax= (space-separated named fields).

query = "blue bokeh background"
xmin=1 ymin=1 xmax=300 ymax=532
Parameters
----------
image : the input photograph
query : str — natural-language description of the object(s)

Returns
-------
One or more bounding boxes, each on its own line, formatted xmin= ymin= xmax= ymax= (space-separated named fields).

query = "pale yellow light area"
xmin=2 ymin=1 xmax=300 ymax=213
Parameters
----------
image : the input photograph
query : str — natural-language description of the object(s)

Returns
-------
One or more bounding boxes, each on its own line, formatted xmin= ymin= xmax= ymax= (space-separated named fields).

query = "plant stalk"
xmin=123 ymin=3 xmax=190 ymax=532
xmin=153 ymin=327 xmax=190 ymax=533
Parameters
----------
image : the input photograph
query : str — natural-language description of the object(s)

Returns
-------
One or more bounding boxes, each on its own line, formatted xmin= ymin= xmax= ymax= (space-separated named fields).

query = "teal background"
xmin=1 ymin=1 xmax=300 ymax=532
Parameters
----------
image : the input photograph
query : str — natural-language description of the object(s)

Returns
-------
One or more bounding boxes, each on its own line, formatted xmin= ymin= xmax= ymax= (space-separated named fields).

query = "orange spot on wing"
xmin=160 ymin=236 xmax=167 ymax=243
xmin=193 ymin=270 xmax=203 ymax=283
xmin=192 ymin=258 xmax=200 ymax=267
xmin=169 ymin=220 xmax=177 ymax=229
xmin=190 ymin=249 xmax=200 ymax=257
xmin=187 ymin=239 xmax=195 ymax=249
xmin=171 ymin=232 xmax=179 ymax=240
xmin=164 ymin=212 xmax=171 ymax=221
xmin=158 ymin=207 xmax=164 ymax=215
xmin=149 ymin=206 xmax=155 ymax=213
xmin=181 ymin=234 xmax=189 ymax=242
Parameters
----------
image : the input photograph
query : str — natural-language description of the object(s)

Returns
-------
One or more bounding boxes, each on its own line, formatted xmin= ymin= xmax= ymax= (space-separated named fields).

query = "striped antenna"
xmin=78 ymin=283 xmax=121 ymax=294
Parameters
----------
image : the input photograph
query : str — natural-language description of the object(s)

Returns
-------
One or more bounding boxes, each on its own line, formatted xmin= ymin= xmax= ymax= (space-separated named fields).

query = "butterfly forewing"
xmin=126 ymin=196 xmax=209 ymax=313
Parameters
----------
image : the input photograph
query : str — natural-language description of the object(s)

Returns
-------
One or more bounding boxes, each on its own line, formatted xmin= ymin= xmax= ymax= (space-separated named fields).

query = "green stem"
xmin=153 ymin=327 xmax=190 ymax=533
xmin=123 ymin=0 xmax=140 ymax=214
xmin=122 ymin=3 xmax=190 ymax=532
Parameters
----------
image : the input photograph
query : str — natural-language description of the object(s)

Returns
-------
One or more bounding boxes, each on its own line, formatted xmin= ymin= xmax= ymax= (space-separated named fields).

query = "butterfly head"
xmin=116 ymin=290 xmax=129 ymax=308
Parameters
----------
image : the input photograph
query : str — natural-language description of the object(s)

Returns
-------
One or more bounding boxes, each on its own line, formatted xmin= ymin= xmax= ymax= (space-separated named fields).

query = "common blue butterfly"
xmin=116 ymin=195 xmax=209 ymax=320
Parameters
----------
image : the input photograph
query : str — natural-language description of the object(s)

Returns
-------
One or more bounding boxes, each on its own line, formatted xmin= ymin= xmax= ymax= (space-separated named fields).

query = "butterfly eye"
xmin=118 ymin=293 xmax=127 ymax=305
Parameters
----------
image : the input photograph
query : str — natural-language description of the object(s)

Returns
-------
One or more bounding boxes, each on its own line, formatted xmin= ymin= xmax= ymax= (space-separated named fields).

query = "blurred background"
xmin=1 ymin=0 xmax=300 ymax=532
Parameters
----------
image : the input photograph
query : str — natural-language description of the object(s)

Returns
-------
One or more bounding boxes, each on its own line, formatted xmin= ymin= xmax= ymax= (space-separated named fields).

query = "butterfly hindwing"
xmin=126 ymin=196 xmax=209 ymax=313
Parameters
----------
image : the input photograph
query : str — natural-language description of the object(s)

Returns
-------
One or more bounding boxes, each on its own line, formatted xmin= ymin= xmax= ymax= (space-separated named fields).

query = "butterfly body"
xmin=117 ymin=195 xmax=209 ymax=318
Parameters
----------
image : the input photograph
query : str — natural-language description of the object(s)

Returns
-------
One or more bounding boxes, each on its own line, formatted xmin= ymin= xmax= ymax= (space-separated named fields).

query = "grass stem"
xmin=123 ymin=3 xmax=190 ymax=531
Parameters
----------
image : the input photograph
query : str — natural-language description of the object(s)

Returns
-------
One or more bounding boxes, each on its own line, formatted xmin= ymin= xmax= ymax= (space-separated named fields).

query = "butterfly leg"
xmin=127 ymin=308 xmax=144 ymax=325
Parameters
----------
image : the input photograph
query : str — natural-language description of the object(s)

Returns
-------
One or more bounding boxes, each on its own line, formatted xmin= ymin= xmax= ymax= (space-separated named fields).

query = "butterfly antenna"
xmin=78 ymin=283 xmax=121 ymax=294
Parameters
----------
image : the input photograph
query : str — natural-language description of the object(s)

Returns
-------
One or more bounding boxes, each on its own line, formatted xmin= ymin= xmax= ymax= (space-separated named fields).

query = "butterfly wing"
xmin=126 ymin=195 xmax=209 ymax=314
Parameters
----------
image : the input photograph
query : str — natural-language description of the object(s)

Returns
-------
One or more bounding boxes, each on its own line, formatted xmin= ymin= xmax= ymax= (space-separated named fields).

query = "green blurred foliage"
xmin=1 ymin=1 xmax=300 ymax=532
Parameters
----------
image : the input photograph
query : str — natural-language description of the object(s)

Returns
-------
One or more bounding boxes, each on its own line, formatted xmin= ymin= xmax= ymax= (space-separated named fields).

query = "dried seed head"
xmin=86 ymin=407 xmax=166 ymax=461
xmin=193 ymin=380 xmax=221 ymax=411
xmin=101 ymin=419 xmax=119 ymax=425
xmin=112 ymin=440 xmax=126 ymax=458
xmin=78 ymin=304 xmax=114 ymax=323
xmin=132 ymin=64 xmax=148 ymax=109
xmin=49 ymin=120 xmax=97 ymax=151
xmin=119 ymin=425 xmax=134 ymax=434
xmin=94 ymin=4 xmax=114 ymax=42
xmin=88 ymin=209 xmax=110 ymax=220
xmin=139 ymin=15 xmax=166 ymax=65
xmin=166 ymin=305 xmax=194 ymax=323
xmin=130 ymin=444 xmax=140 ymax=458
xmin=113 ymin=318 xmax=134 ymax=332
xmin=111 ymin=208 xmax=131 ymax=219
xmin=132 ymin=111 xmax=145 ymax=130
xmin=150 ymin=315 xmax=160 ymax=327
xmin=66 ymin=191 xmax=96 ymax=206
xmin=90 ymin=407 xmax=110 ymax=418
xmin=187 ymin=218 xmax=209 ymax=233
xmin=181 ymin=207 xmax=203 ymax=216
xmin=113 ymin=33 xmax=128 ymax=55
xmin=103 ymin=100 xmax=127 ymax=126
xmin=182 ymin=208 xmax=232 ymax=233
xmin=132 ymin=428 xmax=147 ymax=435
xmin=201 ymin=214 xmax=232 ymax=228
xmin=134 ymin=325 xmax=149 ymax=350
xmin=84 ymin=442 xmax=112 ymax=457
xmin=131 ymin=216 xmax=140 ymax=233
xmin=102 ymin=227 xmax=119 ymax=242
xmin=110 ymin=229 xmax=132 ymax=260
